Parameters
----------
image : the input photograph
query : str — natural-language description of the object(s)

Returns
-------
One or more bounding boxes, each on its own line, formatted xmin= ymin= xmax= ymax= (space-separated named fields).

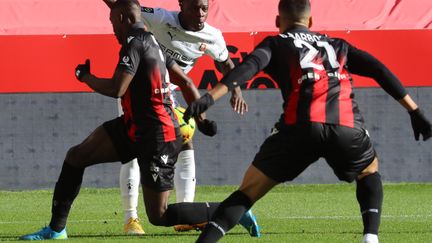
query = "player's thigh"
xmin=252 ymin=128 xmax=319 ymax=184
xmin=239 ymin=165 xmax=279 ymax=203
xmin=142 ymin=185 xmax=171 ymax=225
xmin=65 ymin=125 xmax=119 ymax=168
xmin=324 ymin=125 xmax=376 ymax=182
xmin=102 ymin=116 xmax=138 ymax=164
xmin=138 ymin=139 xmax=182 ymax=223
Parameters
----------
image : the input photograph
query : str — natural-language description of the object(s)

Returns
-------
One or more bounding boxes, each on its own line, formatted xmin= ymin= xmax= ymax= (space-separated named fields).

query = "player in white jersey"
xmin=104 ymin=0 xmax=250 ymax=235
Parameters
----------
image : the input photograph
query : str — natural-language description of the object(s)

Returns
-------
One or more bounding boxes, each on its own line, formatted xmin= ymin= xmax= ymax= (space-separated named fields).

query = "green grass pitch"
xmin=1 ymin=183 xmax=431 ymax=242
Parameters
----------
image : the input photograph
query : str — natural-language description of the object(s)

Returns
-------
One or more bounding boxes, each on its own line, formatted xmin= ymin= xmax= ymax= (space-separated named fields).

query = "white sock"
xmin=120 ymin=159 xmax=140 ymax=223
xmin=174 ymin=150 xmax=196 ymax=202
xmin=362 ymin=233 xmax=379 ymax=243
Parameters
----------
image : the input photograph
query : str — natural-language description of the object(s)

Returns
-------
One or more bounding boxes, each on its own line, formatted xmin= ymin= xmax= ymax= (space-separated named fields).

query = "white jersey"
xmin=140 ymin=6 xmax=230 ymax=107
xmin=141 ymin=6 xmax=229 ymax=75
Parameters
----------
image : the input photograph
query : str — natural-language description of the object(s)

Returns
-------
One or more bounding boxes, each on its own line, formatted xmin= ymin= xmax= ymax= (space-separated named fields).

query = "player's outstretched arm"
xmin=184 ymin=44 xmax=272 ymax=121
xmin=75 ymin=59 xmax=134 ymax=98
xmin=169 ymin=63 xmax=218 ymax=136
xmin=346 ymin=44 xmax=431 ymax=141
xmin=168 ymin=63 xmax=200 ymax=105
xmin=217 ymin=58 xmax=248 ymax=115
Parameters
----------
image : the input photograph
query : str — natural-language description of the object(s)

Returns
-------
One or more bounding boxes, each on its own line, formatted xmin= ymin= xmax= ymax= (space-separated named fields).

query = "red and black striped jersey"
xmin=268 ymin=27 xmax=362 ymax=128
xmin=221 ymin=25 xmax=406 ymax=129
xmin=116 ymin=24 xmax=180 ymax=142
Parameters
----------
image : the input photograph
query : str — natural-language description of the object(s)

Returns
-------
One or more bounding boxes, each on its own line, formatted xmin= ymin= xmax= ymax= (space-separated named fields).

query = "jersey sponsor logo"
xmin=161 ymin=154 xmax=169 ymax=164
xmin=121 ymin=55 xmax=131 ymax=67
xmin=150 ymin=165 xmax=160 ymax=173
xmin=270 ymin=127 xmax=280 ymax=135
xmin=159 ymin=43 xmax=194 ymax=63
xmin=297 ymin=72 xmax=320 ymax=84
xmin=141 ymin=7 xmax=154 ymax=13
xmin=167 ymin=31 xmax=176 ymax=40
xmin=199 ymin=43 xmax=207 ymax=52
xmin=150 ymin=165 xmax=159 ymax=182
xmin=127 ymin=36 xmax=135 ymax=43
xmin=154 ymin=87 xmax=170 ymax=94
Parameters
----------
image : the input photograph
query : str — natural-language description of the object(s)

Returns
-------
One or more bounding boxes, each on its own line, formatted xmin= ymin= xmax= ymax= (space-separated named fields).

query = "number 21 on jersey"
xmin=294 ymin=39 xmax=340 ymax=70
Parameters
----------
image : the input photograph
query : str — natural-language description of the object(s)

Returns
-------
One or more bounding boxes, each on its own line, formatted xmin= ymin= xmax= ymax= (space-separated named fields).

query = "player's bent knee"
xmin=64 ymin=145 xmax=87 ymax=168
xmin=146 ymin=211 xmax=166 ymax=226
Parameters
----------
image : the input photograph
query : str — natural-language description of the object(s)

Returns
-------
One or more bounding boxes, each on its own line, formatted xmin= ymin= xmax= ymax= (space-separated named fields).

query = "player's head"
xmin=276 ymin=0 xmax=312 ymax=33
xmin=178 ymin=0 xmax=209 ymax=31
xmin=109 ymin=0 xmax=142 ymax=44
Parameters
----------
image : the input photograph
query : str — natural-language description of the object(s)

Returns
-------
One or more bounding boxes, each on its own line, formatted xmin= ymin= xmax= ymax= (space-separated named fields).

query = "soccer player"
xmin=103 ymin=0 xmax=255 ymax=235
xmin=184 ymin=0 xmax=432 ymax=242
xmin=20 ymin=0 xmax=198 ymax=239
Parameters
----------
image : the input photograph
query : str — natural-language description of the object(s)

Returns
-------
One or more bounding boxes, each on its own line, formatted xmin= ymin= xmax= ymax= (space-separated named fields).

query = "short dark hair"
xmin=112 ymin=0 xmax=141 ymax=23
xmin=278 ymin=0 xmax=311 ymax=21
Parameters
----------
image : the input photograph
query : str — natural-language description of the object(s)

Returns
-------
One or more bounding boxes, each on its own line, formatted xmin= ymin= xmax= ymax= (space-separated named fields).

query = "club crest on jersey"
xmin=121 ymin=55 xmax=131 ymax=67
xmin=141 ymin=7 xmax=154 ymax=13
xmin=199 ymin=43 xmax=207 ymax=52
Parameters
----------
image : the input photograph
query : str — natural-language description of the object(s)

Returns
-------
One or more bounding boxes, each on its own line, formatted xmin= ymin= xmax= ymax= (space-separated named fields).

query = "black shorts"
xmin=103 ymin=117 xmax=182 ymax=191
xmin=252 ymin=123 xmax=376 ymax=183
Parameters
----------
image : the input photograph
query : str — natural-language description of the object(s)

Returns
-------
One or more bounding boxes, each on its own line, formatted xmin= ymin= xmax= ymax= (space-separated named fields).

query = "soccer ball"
xmin=174 ymin=106 xmax=196 ymax=144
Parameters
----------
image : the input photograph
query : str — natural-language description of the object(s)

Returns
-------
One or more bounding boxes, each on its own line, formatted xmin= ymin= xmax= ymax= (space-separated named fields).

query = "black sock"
xmin=49 ymin=163 xmax=84 ymax=232
xmin=196 ymin=190 xmax=252 ymax=243
xmin=165 ymin=202 xmax=220 ymax=226
xmin=356 ymin=172 xmax=383 ymax=235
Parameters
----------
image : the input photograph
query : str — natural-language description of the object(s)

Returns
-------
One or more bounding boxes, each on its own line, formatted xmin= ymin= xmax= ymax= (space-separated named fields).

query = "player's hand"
xmin=196 ymin=119 xmax=217 ymax=136
xmin=75 ymin=59 xmax=91 ymax=82
xmin=184 ymin=93 xmax=215 ymax=123
xmin=230 ymin=88 xmax=248 ymax=115
xmin=409 ymin=108 xmax=431 ymax=141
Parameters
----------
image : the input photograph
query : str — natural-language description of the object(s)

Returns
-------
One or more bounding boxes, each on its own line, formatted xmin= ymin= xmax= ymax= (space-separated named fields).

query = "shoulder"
xmin=201 ymin=23 xmax=224 ymax=40
xmin=326 ymin=36 xmax=353 ymax=50
xmin=124 ymin=31 xmax=155 ymax=49
xmin=258 ymin=35 xmax=279 ymax=47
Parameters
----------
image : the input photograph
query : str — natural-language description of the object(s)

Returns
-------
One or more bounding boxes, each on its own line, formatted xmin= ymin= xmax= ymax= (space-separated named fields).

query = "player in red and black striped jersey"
xmin=185 ymin=0 xmax=431 ymax=242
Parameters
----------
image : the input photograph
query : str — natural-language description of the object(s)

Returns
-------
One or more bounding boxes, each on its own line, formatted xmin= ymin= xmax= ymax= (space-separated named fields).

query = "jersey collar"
xmin=284 ymin=25 xmax=310 ymax=33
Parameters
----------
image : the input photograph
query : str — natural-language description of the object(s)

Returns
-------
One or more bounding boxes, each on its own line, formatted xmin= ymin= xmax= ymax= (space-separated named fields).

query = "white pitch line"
xmin=273 ymin=214 xmax=432 ymax=220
